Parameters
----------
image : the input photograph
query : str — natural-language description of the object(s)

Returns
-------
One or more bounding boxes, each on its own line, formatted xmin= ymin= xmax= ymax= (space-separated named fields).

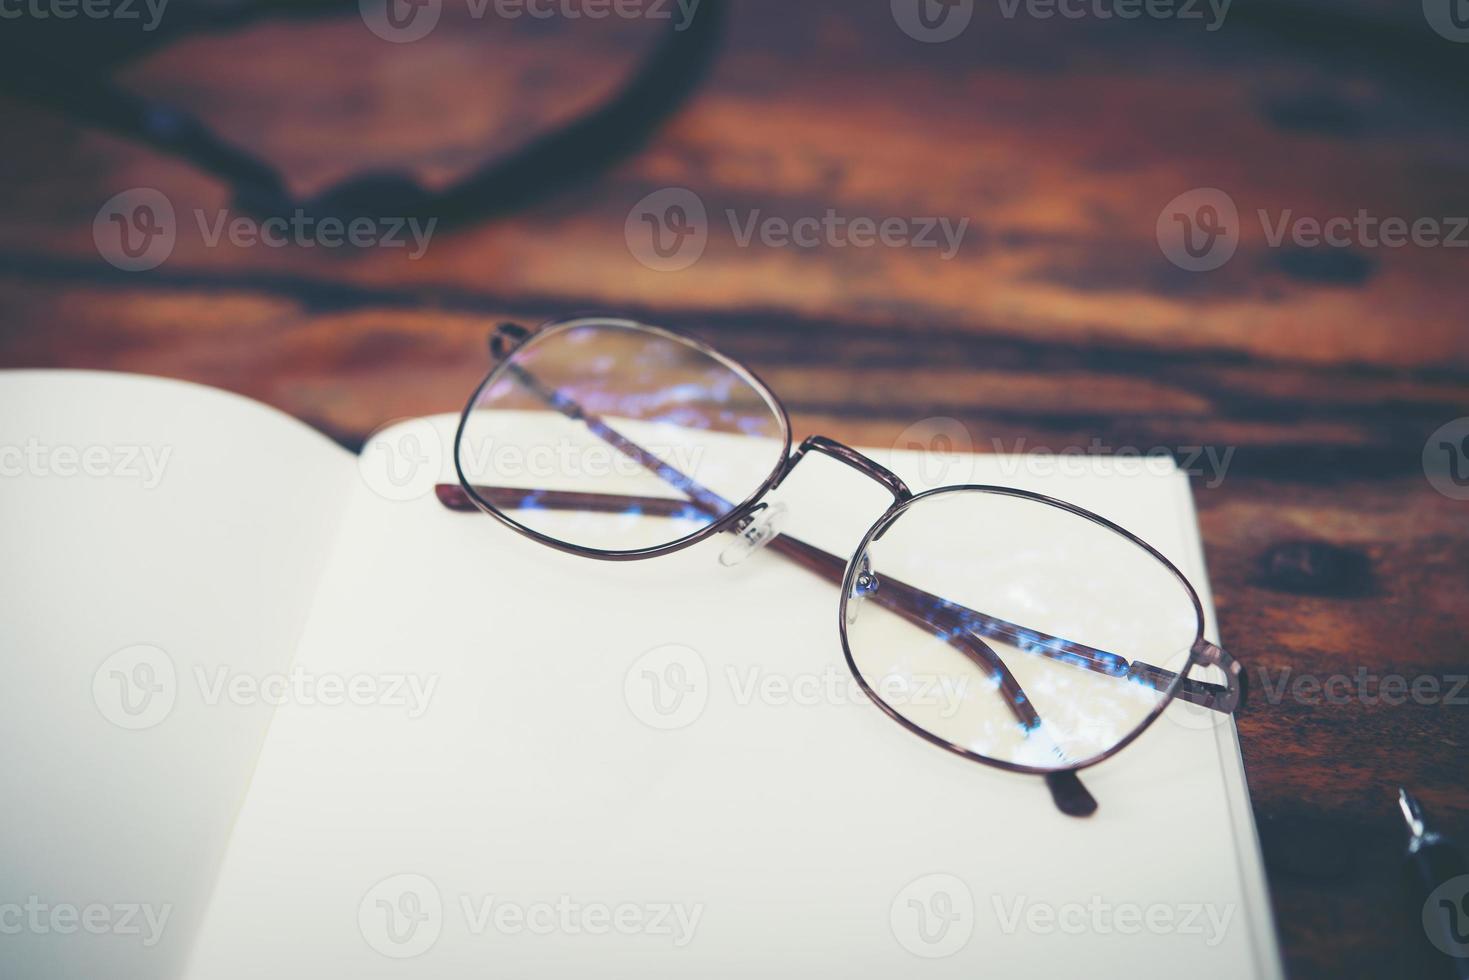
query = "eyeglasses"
xmin=436 ymin=317 xmax=1244 ymax=817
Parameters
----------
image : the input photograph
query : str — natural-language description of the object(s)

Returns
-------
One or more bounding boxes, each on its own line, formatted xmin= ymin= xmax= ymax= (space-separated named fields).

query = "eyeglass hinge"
xmin=490 ymin=322 xmax=532 ymax=360
xmin=1191 ymin=639 xmax=1245 ymax=713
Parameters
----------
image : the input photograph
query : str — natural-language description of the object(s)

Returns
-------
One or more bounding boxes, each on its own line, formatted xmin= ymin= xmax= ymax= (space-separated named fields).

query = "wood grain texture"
xmin=1 ymin=2 xmax=1467 ymax=977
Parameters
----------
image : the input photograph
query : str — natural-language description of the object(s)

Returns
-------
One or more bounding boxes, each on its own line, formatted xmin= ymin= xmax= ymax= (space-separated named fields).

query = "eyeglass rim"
xmin=453 ymin=316 xmax=794 ymax=561
xmin=455 ymin=316 xmax=1229 ymax=779
xmin=835 ymin=483 xmax=1210 ymax=776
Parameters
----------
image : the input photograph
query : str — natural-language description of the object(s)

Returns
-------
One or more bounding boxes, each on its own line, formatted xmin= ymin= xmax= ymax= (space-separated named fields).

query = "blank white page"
xmin=187 ymin=414 xmax=1281 ymax=980
xmin=0 ymin=372 xmax=354 ymax=980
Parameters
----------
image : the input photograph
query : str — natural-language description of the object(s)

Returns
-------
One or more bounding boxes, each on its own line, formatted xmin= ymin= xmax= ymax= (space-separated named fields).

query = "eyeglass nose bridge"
xmin=776 ymin=435 xmax=913 ymax=503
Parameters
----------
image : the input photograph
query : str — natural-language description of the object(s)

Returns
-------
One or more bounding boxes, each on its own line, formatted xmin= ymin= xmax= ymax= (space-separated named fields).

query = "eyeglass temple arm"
xmin=436 ymin=484 xmax=1242 ymax=717
xmin=435 ymin=483 xmax=1038 ymax=728
xmin=500 ymin=361 xmax=730 ymax=516
xmin=455 ymin=357 xmax=1044 ymax=726
xmin=493 ymin=359 xmax=1053 ymax=724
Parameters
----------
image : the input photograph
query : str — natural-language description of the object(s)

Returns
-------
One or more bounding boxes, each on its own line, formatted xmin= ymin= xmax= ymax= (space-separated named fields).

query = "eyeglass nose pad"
xmin=846 ymin=550 xmax=879 ymax=626
xmin=719 ymin=502 xmax=789 ymax=567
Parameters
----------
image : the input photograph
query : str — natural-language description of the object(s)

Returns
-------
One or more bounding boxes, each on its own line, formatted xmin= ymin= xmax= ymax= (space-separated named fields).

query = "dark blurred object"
xmin=0 ymin=0 xmax=724 ymax=227
xmin=1256 ymin=540 xmax=1375 ymax=597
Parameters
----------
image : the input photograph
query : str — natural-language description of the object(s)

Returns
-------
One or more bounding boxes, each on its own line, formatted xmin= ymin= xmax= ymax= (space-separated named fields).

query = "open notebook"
xmin=0 ymin=371 xmax=1282 ymax=979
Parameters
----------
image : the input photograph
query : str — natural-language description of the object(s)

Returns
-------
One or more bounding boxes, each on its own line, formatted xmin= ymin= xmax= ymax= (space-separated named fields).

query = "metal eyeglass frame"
xmin=437 ymin=316 xmax=1246 ymax=817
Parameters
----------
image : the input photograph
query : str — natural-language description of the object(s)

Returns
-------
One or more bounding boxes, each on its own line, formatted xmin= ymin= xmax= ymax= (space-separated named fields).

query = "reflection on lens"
xmin=843 ymin=489 xmax=1200 ymax=771
xmin=457 ymin=320 xmax=787 ymax=554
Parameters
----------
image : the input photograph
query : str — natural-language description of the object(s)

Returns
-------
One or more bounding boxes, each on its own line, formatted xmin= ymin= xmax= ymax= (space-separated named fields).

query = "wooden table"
xmin=1 ymin=2 xmax=1465 ymax=976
